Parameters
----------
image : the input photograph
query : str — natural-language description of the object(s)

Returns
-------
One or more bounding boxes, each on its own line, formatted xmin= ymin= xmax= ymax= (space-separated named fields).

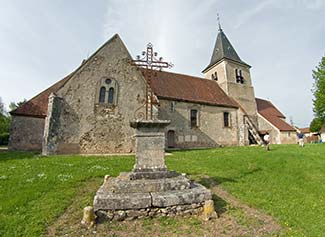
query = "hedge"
xmin=0 ymin=133 xmax=9 ymax=145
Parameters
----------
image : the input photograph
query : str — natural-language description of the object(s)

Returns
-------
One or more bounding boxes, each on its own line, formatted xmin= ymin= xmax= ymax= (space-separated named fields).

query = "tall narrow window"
xmin=235 ymin=69 xmax=244 ymax=84
xmin=190 ymin=109 xmax=198 ymax=128
xmin=170 ymin=101 xmax=176 ymax=112
xmin=108 ymin=87 xmax=114 ymax=104
xmin=239 ymin=70 xmax=244 ymax=84
xmin=224 ymin=112 xmax=230 ymax=127
xmin=99 ymin=87 xmax=106 ymax=103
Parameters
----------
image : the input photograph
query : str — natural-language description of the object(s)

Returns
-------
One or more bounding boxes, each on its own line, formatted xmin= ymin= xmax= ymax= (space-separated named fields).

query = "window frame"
xmin=190 ymin=109 xmax=199 ymax=128
xmin=170 ymin=101 xmax=176 ymax=113
xmin=99 ymin=86 xmax=106 ymax=103
xmin=96 ymin=77 xmax=118 ymax=107
xmin=108 ymin=87 xmax=114 ymax=104
xmin=235 ymin=69 xmax=244 ymax=84
xmin=223 ymin=111 xmax=231 ymax=128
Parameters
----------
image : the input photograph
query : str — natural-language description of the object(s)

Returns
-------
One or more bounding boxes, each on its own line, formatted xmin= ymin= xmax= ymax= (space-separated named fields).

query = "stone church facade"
xmin=9 ymin=28 xmax=297 ymax=154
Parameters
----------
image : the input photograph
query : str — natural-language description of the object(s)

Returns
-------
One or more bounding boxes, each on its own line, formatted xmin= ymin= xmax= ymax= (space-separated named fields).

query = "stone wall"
xmin=9 ymin=115 xmax=45 ymax=151
xmin=279 ymin=131 xmax=297 ymax=144
xmin=257 ymin=114 xmax=280 ymax=144
xmin=257 ymin=114 xmax=297 ymax=144
xmin=43 ymin=34 xmax=147 ymax=154
xmin=97 ymin=202 xmax=205 ymax=221
xmin=203 ymin=60 xmax=258 ymax=127
xmin=158 ymin=99 xmax=239 ymax=148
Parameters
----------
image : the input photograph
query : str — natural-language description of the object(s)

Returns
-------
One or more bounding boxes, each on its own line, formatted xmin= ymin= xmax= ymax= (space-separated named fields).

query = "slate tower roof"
xmin=203 ymin=28 xmax=250 ymax=72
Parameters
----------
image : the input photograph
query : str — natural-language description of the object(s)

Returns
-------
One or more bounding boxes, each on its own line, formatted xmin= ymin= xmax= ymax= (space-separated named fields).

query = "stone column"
xmin=130 ymin=120 xmax=176 ymax=179
xmin=42 ymin=93 xmax=62 ymax=155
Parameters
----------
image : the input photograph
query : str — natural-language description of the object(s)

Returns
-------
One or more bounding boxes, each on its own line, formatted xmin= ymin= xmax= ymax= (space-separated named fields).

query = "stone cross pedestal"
xmin=93 ymin=120 xmax=215 ymax=221
xmin=129 ymin=120 xmax=178 ymax=179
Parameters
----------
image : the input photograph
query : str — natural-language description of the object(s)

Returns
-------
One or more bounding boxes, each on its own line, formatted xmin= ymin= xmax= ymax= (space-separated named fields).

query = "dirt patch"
xmin=46 ymin=177 xmax=283 ymax=237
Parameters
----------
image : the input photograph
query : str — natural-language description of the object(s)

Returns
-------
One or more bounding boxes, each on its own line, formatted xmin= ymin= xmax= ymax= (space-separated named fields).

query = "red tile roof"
xmin=11 ymin=69 xmax=238 ymax=118
xmin=10 ymin=74 xmax=72 ymax=118
xmin=300 ymin=127 xmax=310 ymax=134
xmin=256 ymin=98 xmax=295 ymax=131
xmin=143 ymin=69 xmax=238 ymax=108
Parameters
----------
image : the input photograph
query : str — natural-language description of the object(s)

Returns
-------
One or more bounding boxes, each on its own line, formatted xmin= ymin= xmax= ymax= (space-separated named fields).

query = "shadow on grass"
xmin=0 ymin=151 xmax=38 ymax=162
xmin=196 ymin=168 xmax=262 ymax=217
xmin=196 ymin=168 xmax=262 ymax=188
xmin=212 ymin=194 xmax=228 ymax=216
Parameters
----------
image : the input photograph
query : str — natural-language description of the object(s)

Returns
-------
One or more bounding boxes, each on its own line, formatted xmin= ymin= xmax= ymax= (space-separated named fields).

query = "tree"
xmin=9 ymin=99 xmax=27 ymax=111
xmin=0 ymin=97 xmax=4 ymax=115
xmin=310 ymin=117 xmax=323 ymax=132
xmin=0 ymin=97 xmax=10 ymax=137
xmin=312 ymin=55 xmax=325 ymax=122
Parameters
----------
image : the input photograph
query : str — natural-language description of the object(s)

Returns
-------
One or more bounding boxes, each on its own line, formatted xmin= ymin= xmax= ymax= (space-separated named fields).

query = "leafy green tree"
xmin=0 ymin=97 xmax=4 ymax=115
xmin=312 ymin=55 xmax=325 ymax=122
xmin=310 ymin=117 xmax=323 ymax=132
xmin=0 ymin=97 xmax=10 ymax=143
xmin=9 ymin=99 xmax=27 ymax=111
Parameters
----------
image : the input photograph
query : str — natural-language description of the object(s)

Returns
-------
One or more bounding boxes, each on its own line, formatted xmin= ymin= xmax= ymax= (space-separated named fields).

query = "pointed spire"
xmin=202 ymin=26 xmax=250 ymax=73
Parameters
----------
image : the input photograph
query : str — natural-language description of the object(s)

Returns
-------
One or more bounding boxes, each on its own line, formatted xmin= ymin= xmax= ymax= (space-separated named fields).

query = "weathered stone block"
xmin=151 ymin=184 xmax=212 ymax=207
xmin=130 ymin=120 xmax=170 ymax=172
xmin=108 ymin=174 xmax=191 ymax=193
xmin=81 ymin=206 xmax=96 ymax=228
xmin=202 ymin=199 xmax=217 ymax=221
xmin=94 ymin=192 xmax=151 ymax=211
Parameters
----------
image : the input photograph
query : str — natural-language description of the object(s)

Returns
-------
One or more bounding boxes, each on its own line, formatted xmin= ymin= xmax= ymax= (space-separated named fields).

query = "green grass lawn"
xmin=0 ymin=144 xmax=324 ymax=236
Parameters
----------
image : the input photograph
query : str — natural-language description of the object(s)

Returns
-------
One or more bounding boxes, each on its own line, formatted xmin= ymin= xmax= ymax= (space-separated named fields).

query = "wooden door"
xmin=167 ymin=130 xmax=175 ymax=148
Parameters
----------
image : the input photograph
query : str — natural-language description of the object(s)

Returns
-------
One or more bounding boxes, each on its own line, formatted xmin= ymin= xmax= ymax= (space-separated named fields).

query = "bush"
xmin=0 ymin=132 xmax=9 ymax=145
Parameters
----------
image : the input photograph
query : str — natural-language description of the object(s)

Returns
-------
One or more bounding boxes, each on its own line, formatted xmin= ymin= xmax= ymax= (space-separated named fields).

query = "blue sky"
xmin=0 ymin=0 xmax=324 ymax=127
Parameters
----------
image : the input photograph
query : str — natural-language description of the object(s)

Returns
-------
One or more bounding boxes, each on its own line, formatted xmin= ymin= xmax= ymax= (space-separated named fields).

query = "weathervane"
xmin=217 ymin=13 xmax=222 ymax=31
xmin=132 ymin=43 xmax=173 ymax=120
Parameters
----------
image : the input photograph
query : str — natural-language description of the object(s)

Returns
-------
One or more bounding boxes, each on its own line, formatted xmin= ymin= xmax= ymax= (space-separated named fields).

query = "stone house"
xmin=256 ymin=98 xmax=296 ymax=144
xmin=9 ymin=27 xmax=296 ymax=154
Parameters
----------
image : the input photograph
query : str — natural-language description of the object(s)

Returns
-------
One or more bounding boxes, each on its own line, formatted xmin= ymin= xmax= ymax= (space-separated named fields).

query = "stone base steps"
xmin=93 ymin=172 xmax=213 ymax=220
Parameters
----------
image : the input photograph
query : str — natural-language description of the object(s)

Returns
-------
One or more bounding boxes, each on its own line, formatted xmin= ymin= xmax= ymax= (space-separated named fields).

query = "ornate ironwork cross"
xmin=132 ymin=43 xmax=173 ymax=120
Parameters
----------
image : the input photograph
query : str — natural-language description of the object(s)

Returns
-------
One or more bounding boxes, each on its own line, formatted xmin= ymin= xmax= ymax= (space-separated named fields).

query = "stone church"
xmin=9 ymin=27 xmax=297 ymax=154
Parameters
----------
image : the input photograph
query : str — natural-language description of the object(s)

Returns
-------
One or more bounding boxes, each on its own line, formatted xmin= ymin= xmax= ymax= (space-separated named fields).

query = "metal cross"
xmin=132 ymin=43 xmax=173 ymax=120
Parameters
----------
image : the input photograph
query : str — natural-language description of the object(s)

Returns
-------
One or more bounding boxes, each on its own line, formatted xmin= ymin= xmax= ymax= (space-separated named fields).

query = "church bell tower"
xmin=202 ymin=25 xmax=258 ymax=126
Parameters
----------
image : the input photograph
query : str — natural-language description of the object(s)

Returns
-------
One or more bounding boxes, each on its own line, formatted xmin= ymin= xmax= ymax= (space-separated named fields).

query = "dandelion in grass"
xmin=26 ymin=178 xmax=34 ymax=183
xmin=58 ymin=174 xmax=73 ymax=182
xmin=0 ymin=175 xmax=8 ymax=180
xmin=89 ymin=165 xmax=109 ymax=171
xmin=37 ymin=173 xmax=46 ymax=179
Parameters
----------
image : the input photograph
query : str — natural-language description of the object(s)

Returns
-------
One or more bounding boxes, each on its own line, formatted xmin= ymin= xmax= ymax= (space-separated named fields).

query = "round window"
xmin=105 ymin=79 xmax=112 ymax=84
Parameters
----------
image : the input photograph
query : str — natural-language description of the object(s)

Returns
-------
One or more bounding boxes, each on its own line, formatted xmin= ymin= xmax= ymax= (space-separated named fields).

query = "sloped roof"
xmin=256 ymin=98 xmax=295 ymax=131
xmin=300 ymin=127 xmax=310 ymax=134
xmin=10 ymin=34 xmax=127 ymax=118
xmin=10 ymin=74 xmax=72 ymax=118
xmin=203 ymin=29 xmax=250 ymax=72
xmin=142 ymin=69 xmax=238 ymax=108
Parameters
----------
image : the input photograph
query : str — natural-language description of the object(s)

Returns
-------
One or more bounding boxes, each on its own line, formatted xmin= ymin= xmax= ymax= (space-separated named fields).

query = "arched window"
xmin=96 ymin=78 xmax=118 ymax=107
xmin=108 ymin=87 xmax=114 ymax=104
xmin=99 ymin=87 xmax=106 ymax=103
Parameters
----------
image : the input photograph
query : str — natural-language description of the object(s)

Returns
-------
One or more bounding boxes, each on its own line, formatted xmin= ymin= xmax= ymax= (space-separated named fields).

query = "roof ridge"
xmin=10 ymin=33 xmax=129 ymax=118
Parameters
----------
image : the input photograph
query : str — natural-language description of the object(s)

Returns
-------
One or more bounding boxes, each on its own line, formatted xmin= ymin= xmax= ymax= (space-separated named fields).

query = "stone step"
xmin=93 ymin=180 xmax=212 ymax=211
xmin=98 ymin=173 xmax=191 ymax=193
xmin=151 ymin=183 xmax=212 ymax=207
